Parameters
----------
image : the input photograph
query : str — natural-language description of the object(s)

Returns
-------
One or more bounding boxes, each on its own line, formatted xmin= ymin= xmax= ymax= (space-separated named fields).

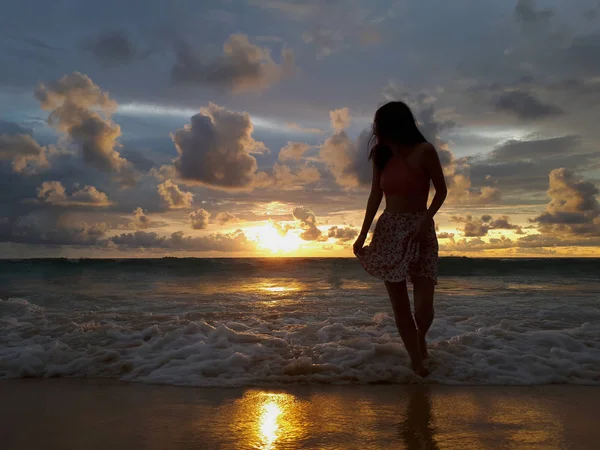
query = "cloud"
xmin=319 ymin=108 xmax=371 ymax=188
xmin=0 ymin=133 xmax=49 ymax=174
xmin=271 ymin=220 xmax=294 ymax=236
xmin=34 ymin=72 xmax=135 ymax=183
xmin=189 ymin=208 xmax=210 ymax=230
xmin=171 ymin=34 xmax=294 ymax=93
xmin=0 ymin=120 xmax=32 ymax=136
xmin=278 ymin=142 xmax=311 ymax=161
xmin=37 ymin=181 xmax=112 ymax=207
xmin=110 ymin=229 xmax=256 ymax=252
xmin=451 ymin=214 xmax=523 ymax=237
xmin=131 ymin=207 xmax=153 ymax=229
xmin=327 ymin=225 xmax=358 ymax=242
xmin=215 ymin=212 xmax=237 ymax=225
xmin=515 ymin=0 xmax=554 ymax=25
xmin=413 ymin=100 xmax=501 ymax=205
xmin=248 ymin=0 xmax=319 ymax=17
xmin=292 ymin=206 xmax=323 ymax=241
xmin=1 ymin=213 xmax=109 ymax=247
xmin=467 ymin=135 xmax=598 ymax=195
xmin=562 ymin=33 xmax=600 ymax=76
xmin=494 ymin=90 xmax=564 ymax=120
xmin=285 ymin=122 xmax=324 ymax=134
xmin=534 ymin=168 xmax=600 ymax=236
xmin=250 ymin=0 xmax=388 ymax=57
xmin=440 ymin=236 xmax=515 ymax=253
xmin=255 ymin=162 xmax=320 ymax=190
xmin=437 ymin=232 xmax=455 ymax=239
xmin=329 ymin=107 xmax=351 ymax=133
xmin=83 ymin=30 xmax=139 ymax=66
xmin=157 ymin=180 xmax=194 ymax=209
xmin=170 ymin=103 xmax=267 ymax=191
xmin=487 ymin=135 xmax=580 ymax=162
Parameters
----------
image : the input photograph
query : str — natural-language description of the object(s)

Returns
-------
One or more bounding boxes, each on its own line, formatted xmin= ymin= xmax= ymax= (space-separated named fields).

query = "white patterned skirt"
xmin=356 ymin=211 xmax=439 ymax=284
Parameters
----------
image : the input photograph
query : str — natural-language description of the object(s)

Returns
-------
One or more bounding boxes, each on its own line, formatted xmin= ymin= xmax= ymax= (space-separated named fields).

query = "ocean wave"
xmin=1 ymin=296 xmax=599 ymax=387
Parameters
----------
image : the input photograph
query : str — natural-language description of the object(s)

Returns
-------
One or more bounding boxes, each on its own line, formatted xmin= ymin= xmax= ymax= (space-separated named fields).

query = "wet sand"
xmin=1 ymin=379 xmax=599 ymax=449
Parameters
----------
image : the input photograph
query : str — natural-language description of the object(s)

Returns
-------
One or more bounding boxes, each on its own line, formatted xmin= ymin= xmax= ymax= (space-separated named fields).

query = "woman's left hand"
xmin=412 ymin=216 xmax=431 ymax=243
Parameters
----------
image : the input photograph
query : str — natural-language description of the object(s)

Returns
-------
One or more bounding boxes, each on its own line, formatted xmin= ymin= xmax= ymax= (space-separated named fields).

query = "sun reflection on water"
xmin=228 ymin=391 xmax=306 ymax=450
xmin=258 ymin=396 xmax=284 ymax=449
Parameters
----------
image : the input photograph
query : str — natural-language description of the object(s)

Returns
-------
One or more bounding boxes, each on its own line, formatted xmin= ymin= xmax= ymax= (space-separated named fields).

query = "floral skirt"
xmin=356 ymin=211 xmax=438 ymax=284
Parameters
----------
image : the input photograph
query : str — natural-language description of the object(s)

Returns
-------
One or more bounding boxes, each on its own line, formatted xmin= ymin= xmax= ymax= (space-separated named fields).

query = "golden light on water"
xmin=226 ymin=391 xmax=307 ymax=449
xmin=261 ymin=285 xmax=299 ymax=293
xmin=258 ymin=396 xmax=284 ymax=449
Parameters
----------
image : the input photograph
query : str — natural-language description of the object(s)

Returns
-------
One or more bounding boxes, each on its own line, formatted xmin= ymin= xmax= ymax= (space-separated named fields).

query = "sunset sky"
xmin=1 ymin=0 xmax=599 ymax=258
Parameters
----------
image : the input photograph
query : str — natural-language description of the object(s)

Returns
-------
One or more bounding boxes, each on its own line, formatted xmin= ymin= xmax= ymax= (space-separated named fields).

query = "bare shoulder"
xmin=415 ymin=141 xmax=437 ymax=163
xmin=416 ymin=141 xmax=436 ymax=154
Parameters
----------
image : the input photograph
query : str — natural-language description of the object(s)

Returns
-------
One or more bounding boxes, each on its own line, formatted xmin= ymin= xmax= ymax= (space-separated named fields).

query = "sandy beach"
xmin=1 ymin=380 xmax=599 ymax=450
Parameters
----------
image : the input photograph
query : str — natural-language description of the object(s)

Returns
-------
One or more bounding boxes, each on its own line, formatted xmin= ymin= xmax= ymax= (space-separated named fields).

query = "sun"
xmin=255 ymin=223 xmax=300 ymax=254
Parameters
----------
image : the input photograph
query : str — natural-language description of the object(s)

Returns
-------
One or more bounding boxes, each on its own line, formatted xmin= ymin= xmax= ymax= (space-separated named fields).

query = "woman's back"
xmin=379 ymin=143 xmax=432 ymax=213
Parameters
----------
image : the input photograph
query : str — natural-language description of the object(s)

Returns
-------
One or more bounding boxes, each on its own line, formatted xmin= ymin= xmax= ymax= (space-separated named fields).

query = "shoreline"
xmin=2 ymin=379 xmax=599 ymax=449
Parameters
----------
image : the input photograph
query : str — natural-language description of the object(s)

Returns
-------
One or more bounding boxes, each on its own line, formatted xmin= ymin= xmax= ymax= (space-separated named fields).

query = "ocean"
xmin=1 ymin=257 xmax=599 ymax=386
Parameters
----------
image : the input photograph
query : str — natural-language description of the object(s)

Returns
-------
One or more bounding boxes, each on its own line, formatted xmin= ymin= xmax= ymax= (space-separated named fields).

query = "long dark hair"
xmin=368 ymin=101 xmax=427 ymax=171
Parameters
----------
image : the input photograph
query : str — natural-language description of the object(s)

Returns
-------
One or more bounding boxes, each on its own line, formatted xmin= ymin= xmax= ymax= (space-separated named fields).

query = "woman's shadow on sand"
xmin=397 ymin=385 xmax=440 ymax=450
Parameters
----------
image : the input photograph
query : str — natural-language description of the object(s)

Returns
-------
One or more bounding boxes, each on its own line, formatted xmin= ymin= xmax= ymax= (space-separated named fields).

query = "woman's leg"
xmin=384 ymin=281 xmax=428 ymax=376
xmin=412 ymin=276 xmax=435 ymax=359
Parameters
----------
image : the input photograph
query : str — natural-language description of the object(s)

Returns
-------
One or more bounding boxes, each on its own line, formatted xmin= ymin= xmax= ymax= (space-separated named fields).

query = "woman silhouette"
xmin=354 ymin=101 xmax=447 ymax=377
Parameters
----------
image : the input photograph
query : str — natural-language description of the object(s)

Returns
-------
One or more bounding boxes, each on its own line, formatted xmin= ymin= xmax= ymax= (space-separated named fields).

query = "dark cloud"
xmin=514 ymin=0 xmax=554 ymax=25
xmin=468 ymin=136 xmax=600 ymax=195
xmin=451 ymin=214 xmax=523 ymax=237
xmin=34 ymin=72 xmax=136 ymax=184
xmin=189 ymin=208 xmax=210 ymax=230
xmin=292 ymin=206 xmax=323 ymax=241
xmin=319 ymin=108 xmax=371 ymax=188
xmin=0 ymin=133 xmax=49 ymax=174
xmin=157 ymin=180 xmax=194 ymax=209
xmin=327 ymin=225 xmax=358 ymax=242
xmin=171 ymin=34 xmax=294 ymax=93
xmin=0 ymin=120 xmax=32 ymax=136
xmin=487 ymin=135 xmax=580 ymax=162
xmin=562 ymin=33 xmax=600 ymax=75
xmin=83 ymin=30 xmax=138 ymax=67
xmin=440 ymin=236 xmax=515 ymax=253
xmin=494 ymin=90 xmax=564 ymax=120
xmin=110 ymin=229 xmax=256 ymax=252
xmin=170 ymin=103 xmax=266 ymax=190
xmin=0 ymin=212 xmax=109 ymax=247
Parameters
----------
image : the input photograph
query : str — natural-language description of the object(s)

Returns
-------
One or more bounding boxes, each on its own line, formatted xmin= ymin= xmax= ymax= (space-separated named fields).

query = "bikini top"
xmin=380 ymin=154 xmax=430 ymax=196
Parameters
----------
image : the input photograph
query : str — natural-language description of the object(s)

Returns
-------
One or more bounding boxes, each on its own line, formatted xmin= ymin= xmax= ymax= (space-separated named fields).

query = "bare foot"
xmin=412 ymin=362 xmax=430 ymax=378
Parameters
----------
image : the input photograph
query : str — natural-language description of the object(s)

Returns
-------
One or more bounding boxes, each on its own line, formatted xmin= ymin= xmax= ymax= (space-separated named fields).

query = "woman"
xmin=354 ymin=101 xmax=447 ymax=377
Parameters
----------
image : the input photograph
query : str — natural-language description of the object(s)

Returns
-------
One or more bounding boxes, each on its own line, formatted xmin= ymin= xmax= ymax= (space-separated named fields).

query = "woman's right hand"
xmin=353 ymin=233 xmax=367 ymax=256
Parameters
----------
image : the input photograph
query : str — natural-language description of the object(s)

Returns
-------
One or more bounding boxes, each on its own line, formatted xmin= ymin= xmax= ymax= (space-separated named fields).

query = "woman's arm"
xmin=422 ymin=142 xmax=447 ymax=220
xmin=359 ymin=160 xmax=384 ymax=236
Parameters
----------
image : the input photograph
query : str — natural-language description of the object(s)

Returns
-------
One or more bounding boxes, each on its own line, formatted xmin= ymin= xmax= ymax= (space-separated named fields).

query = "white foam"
xmin=1 ymin=295 xmax=600 ymax=387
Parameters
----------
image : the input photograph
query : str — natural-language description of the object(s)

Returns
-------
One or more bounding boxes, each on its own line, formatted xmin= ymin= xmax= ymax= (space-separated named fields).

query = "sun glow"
xmin=255 ymin=224 xmax=301 ymax=254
